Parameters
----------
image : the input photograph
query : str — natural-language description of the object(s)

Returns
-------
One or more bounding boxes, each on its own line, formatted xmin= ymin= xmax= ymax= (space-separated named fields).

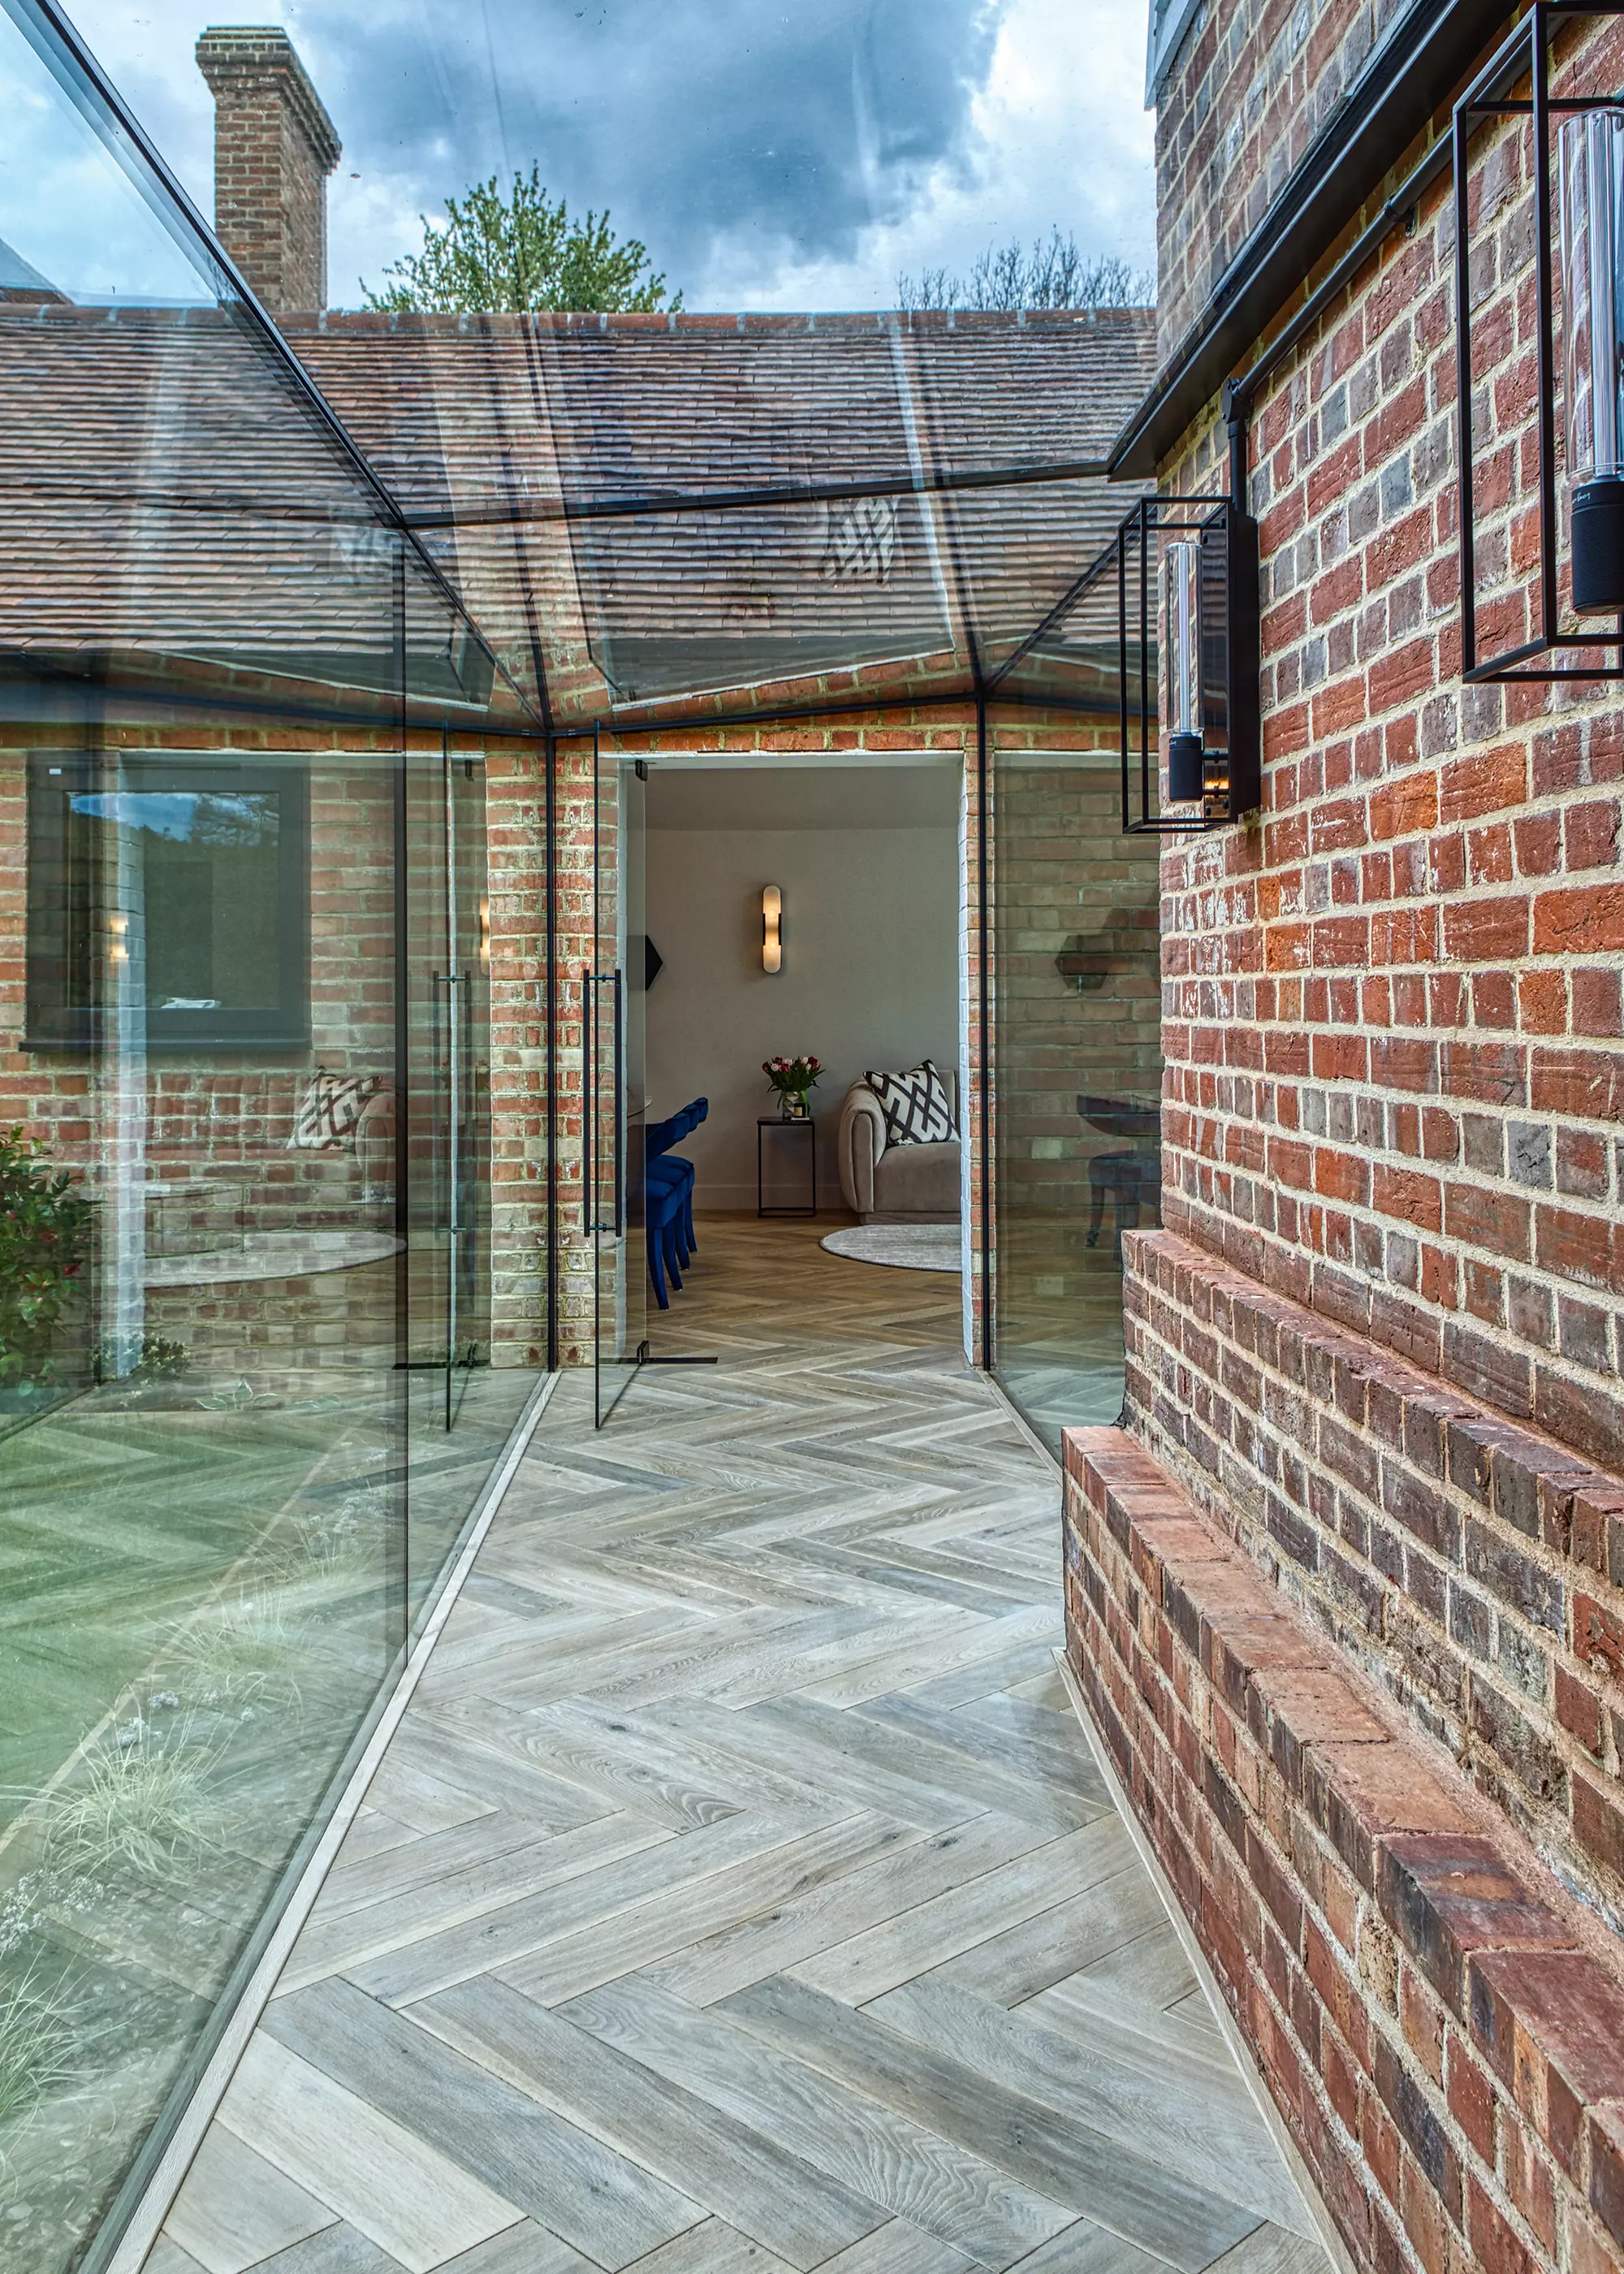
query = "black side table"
xmin=758 ymin=1115 xmax=816 ymax=1218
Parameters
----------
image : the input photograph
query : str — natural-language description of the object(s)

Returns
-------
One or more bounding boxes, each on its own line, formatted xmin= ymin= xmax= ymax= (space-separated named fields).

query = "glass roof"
xmin=2 ymin=0 xmax=1160 ymax=735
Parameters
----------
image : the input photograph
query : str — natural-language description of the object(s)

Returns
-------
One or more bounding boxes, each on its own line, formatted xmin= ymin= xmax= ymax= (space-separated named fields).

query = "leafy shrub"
xmin=97 ymin=1334 xmax=190 ymax=1386
xmin=0 ymin=1128 xmax=91 ymax=1390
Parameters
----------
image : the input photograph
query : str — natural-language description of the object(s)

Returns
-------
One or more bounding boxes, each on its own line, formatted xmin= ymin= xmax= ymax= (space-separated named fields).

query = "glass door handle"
xmin=611 ymin=969 xmax=624 ymax=1239
xmin=582 ymin=970 xmax=595 ymax=1236
xmin=430 ymin=971 xmax=465 ymax=1236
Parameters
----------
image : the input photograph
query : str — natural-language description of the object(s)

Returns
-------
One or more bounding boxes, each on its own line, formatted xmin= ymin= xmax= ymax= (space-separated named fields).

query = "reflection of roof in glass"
xmin=0 ymin=301 xmax=523 ymax=722
xmin=287 ymin=309 xmax=1157 ymax=715
xmin=1 ymin=295 xmax=1155 ymax=728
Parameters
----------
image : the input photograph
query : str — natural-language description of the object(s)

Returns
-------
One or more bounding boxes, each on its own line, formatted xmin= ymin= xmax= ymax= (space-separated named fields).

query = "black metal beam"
xmin=403 ymin=454 xmax=1118 ymax=532
xmin=1108 ymin=0 xmax=1515 ymax=477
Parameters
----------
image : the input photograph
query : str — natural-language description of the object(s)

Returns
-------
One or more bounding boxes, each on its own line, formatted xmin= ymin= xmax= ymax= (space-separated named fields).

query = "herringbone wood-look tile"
xmin=152 ymin=1219 xmax=1328 ymax=2274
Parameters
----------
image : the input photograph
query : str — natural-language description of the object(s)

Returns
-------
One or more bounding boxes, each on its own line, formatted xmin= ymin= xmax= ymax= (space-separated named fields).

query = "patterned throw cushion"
xmin=288 ymin=1069 xmax=379 ymax=1152
xmin=863 ymin=1061 xmax=954 ymax=1148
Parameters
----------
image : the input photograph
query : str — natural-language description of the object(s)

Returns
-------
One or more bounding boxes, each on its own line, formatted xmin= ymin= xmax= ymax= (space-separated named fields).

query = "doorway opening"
xmin=623 ymin=754 xmax=966 ymax=1375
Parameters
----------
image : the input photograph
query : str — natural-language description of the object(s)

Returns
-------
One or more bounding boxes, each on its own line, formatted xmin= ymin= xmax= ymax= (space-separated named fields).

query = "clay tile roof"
xmin=287 ymin=308 xmax=1157 ymax=712
xmin=2 ymin=300 xmax=1155 ymax=721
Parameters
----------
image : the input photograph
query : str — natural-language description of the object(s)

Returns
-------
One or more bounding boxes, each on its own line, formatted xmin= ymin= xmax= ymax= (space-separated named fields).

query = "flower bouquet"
xmin=762 ymin=1053 xmax=821 ymax=1119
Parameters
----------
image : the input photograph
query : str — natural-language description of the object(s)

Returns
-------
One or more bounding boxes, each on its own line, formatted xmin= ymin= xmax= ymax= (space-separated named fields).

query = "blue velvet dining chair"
xmin=644 ymin=1098 xmax=709 ymax=1302
xmin=644 ymin=1171 xmax=686 ymax=1308
xmin=645 ymin=1098 xmax=706 ymax=1295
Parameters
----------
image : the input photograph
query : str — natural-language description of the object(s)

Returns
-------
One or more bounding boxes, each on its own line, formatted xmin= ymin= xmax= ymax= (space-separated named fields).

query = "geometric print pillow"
xmin=287 ymin=1067 xmax=379 ymax=1151
xmin=863 ymin=1060 xmax=954 ymax=1148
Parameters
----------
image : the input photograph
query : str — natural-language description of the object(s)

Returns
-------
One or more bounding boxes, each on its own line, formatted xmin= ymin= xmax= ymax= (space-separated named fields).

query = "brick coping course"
xmin=1123 ymin=1228 xmax=1624 ymax=1935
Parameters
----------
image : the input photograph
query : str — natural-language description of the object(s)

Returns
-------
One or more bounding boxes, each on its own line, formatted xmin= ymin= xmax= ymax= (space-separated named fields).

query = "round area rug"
xmin=820 ymin=1223 xmax=961 ymax=1273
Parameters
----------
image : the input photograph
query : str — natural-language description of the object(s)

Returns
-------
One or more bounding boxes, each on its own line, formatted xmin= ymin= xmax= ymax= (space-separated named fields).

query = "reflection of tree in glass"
xmin=898 ymin=231 xmax=1151 ymax=312
xmin=176 ymin=793 xmax=278 ymax=849
xmin=71 ymin=790 xmax=277 ymax=845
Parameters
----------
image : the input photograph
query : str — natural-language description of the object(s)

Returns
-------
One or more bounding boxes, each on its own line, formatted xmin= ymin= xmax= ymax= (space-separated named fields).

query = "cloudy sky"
xmin=46 ymin=0 xmax=1155 ymax=311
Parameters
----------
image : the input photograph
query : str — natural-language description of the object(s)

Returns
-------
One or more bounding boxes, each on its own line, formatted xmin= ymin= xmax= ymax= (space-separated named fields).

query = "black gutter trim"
xmin=1108 ymin=0 xmax=1516 ymax=476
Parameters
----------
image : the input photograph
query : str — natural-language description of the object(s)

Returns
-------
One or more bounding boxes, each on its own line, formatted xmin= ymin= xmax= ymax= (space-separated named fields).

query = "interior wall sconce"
xmin=1114 ymin=492 xmax=1259 ymax=833
xmin=1456 ymin=2 xmax=1624 ymax=681
xmin=477 ymin=895 xmax=491 ymax=966
xmin=762 ymin=884 xmax=783 ymax=974
xmin=107 ymin=912 xmax=129 ymax=966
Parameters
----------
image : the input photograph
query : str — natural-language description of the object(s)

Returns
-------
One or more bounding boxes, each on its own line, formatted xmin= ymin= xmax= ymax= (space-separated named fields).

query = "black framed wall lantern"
xmin=1455 ymin=2 xmax=1624 ymax=681
xmin=1117 ymin=492 xmax=1260 ymax=834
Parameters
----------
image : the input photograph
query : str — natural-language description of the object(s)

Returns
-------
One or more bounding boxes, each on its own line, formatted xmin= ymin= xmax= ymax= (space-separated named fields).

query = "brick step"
xmin=1064 ymin=1421 xmax=1624 ymax=2274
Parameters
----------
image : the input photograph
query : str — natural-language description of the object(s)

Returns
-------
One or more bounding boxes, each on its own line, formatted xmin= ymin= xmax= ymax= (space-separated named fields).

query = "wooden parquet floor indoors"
xmin=146 ymin=1217 xmax=1329 ymax=2274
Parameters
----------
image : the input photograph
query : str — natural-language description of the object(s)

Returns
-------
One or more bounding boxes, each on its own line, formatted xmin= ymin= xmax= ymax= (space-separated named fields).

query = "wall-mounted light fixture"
xmin=1456 ymin=3 xmax=1624 ymax=681
xmin=477 ymin=895 xmax=491 ymax=966
xmin=1115 ymin=492 xmax=1258 ymax=832
xmin=107 ymin=913 xmax=129 ymax=966
xmin=762 ymin=884 xmax=783 ymax=973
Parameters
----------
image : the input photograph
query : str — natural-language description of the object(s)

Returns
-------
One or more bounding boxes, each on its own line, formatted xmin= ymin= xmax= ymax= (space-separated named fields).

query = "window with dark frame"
xmin=25 ymin=754 xmax=310 ymax=1050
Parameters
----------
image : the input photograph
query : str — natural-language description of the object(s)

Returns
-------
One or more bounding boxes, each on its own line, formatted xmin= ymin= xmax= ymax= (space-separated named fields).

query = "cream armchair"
xmin=836 ymin=1070 xmax=961 ymax=1223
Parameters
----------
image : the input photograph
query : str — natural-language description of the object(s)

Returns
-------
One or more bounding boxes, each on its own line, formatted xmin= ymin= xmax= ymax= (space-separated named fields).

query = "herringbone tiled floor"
xmin=145 ymin=1218 xmax=1328 ymax=2274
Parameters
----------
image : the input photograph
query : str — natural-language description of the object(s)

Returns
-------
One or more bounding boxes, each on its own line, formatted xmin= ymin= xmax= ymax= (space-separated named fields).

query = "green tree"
xmin=365 ymin=165 xmax=679 ymax=314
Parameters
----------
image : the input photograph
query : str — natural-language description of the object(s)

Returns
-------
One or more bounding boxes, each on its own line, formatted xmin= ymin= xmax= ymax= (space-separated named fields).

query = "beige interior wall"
xmin=645 ymin=762 xmax=960 ymax=1214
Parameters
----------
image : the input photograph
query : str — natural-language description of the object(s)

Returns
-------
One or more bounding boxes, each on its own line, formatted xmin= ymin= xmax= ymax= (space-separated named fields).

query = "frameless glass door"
xmin=590 ymin=739 xmax=646 ymax=1425
xmin=988 ymin=735 xmax=1164 ymax=1450
xmin=403 ymin=736 xmax=521 ymax=1603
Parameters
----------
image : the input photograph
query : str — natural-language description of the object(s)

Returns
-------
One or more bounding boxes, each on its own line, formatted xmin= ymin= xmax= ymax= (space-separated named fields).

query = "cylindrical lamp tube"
xmin=1162 ymin=538 xmax=1204 ymax=801
xmin=1561 ymin=108 xmax=1624 ymax=612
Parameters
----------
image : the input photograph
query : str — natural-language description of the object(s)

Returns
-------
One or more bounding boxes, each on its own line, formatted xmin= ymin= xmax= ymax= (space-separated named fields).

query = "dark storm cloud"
xmin=308 ymin=0 xmax=1000 ymax=293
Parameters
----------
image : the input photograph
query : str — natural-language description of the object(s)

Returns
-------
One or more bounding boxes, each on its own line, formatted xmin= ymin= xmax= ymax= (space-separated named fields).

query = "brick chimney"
xmin=196 ymin=27 xmax=340 ymax=312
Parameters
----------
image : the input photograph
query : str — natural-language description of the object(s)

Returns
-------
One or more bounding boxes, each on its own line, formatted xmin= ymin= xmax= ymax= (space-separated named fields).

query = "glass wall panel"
xmin=0 ymin=719 xmax=411 ymax=2274
xmin=989 ymin=728 xmax=1163 ymax=1451
xmin=0 ymin=11 xmax=546 ymax=2272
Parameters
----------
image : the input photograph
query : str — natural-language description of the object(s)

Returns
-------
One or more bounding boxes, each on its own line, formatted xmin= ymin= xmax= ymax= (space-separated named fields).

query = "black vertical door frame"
xmin=545 ymin=726 xmax=559 ymax=1373
xmin=975 ymin=689 xmax=992 ymax=1375
xmin=391 ymin=541 xmax=411 ymax=1654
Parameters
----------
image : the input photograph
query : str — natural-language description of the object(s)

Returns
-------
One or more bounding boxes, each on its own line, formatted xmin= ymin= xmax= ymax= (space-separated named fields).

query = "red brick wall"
xmin=485 ymin=734 xmax=554 ymax=1369
xmin=1153 ymin=0 xmax=1410 ymax=364
xmin=1084 ymin=15 xmax=1624 ymax=2272
xmin=1064 ymin=1421 xmax=1624 ymax=2274
xmin=1126 ymin=1227 xmax=1624 ymax=1946
xmin=1157 ymin=38 xmax=1624 ymax=1482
